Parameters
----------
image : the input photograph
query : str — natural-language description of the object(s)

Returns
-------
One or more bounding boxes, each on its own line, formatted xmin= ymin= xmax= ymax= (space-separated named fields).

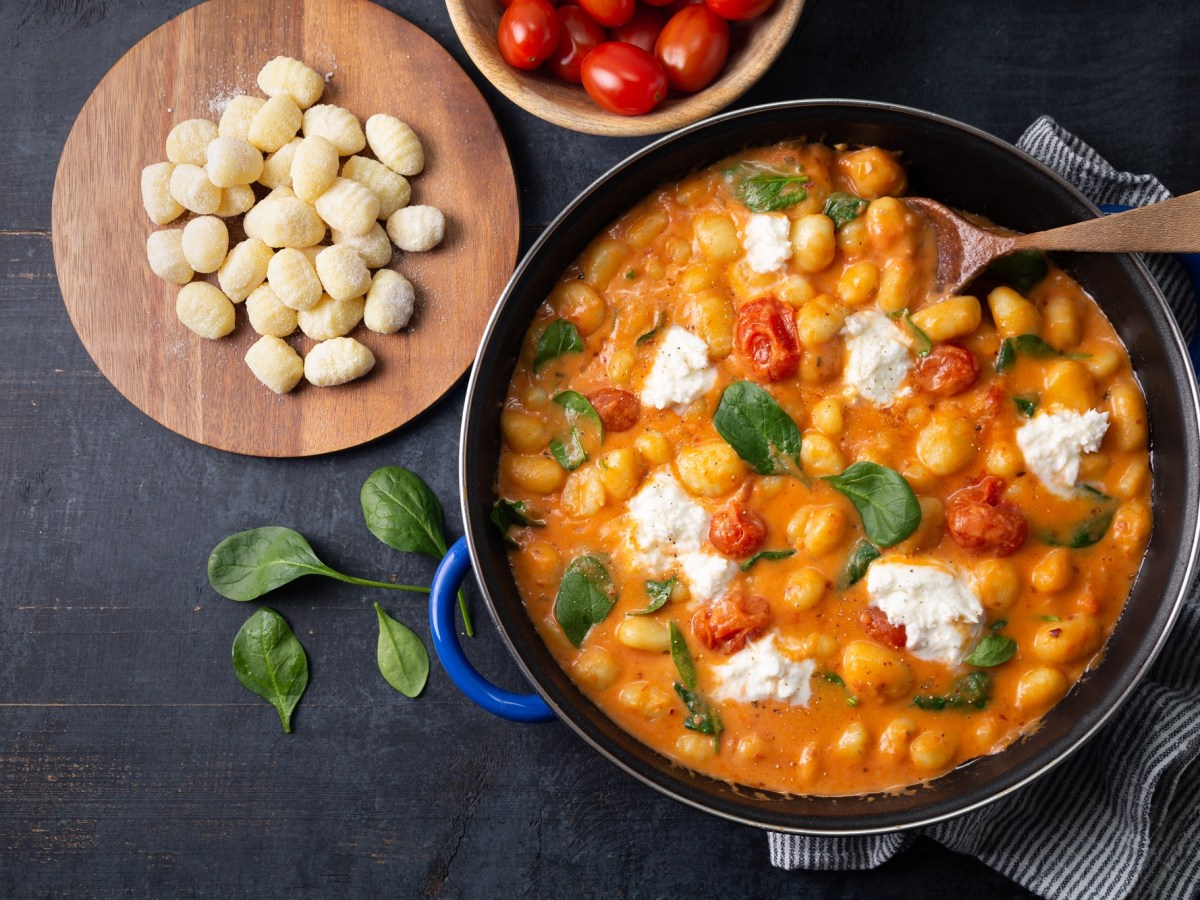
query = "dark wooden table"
xmin=3 ymin=1 xmax=1197 ymax=896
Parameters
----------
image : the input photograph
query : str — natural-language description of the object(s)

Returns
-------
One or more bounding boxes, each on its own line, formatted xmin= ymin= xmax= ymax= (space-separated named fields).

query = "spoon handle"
xmin=1012 ymin=189 xmax=1200 ymax=254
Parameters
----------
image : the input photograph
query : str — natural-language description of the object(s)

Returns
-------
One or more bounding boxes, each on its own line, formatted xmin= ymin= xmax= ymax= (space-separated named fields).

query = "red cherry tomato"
xmin=611 ymin=5 xmax=667 ymax=53
xmin=709 ymin=504 xmax=768 ymax=557
xmin=581 ymin=43 xmax=669 ymax=116
xmin=546 ymin=5 xmax=606 ymax=83
xmin=914 ymin=345 xmax=979 ymax=396
xmin=578 ymin=0 xmax=635 ymax=27
xmin=586 ymin=388 xmax=640 ymax=431
xmin=735 ymin=297 xmax=801 ymax=381
xmin=654 ymin=5 xmax=729 ymax=92
xmin=946 ymin=477 xmax=1029 ymax=557
xmin=706 ymin=0 xmax=775 ymax=19
xmin=860 ymin=607 xmax=907 ymax=650
xmin=498 ymin=0 xmax=561 ymax=71
xmin=692 ymin=592 xmax=772 ymax=654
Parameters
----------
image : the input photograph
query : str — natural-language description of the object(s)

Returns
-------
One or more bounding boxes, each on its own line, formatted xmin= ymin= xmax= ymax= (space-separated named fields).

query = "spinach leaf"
xmin=713 ymin=381 xmax=803 ymax=477
xmin=554 ymin=556 xmax=617 ymax=647
xmin=554 ymin=390 xmax=604 ymax=436
xmin=533 ymin=319 xmax=583 ymax=371
xmin=208 ymin=526 xmax=430 ymax=602
xmin=549 ymin=391 xmax=603 ymax=471
xmin=836 ymin=540 xmax=881 ymax=590
xmin=674 ymin=683 xmax=724 ymax=749
xmin=549 ymin=429 xmax=588 ymax=471
xmin=904 ymin=312 xmax=932 ymax=357
xmin=823 ymin=462 xmax=921 ymax=547
xmin=964 ymin=632 xmax=1017 ymax=667
xmin=914 ymin=672 xmax=992 ymax=711
xmin=636 ymin=311 xmax=666 ymax=345
xmin=991 ymin=619 xmax=1009 ymax=631
xmin=1043 ymin=507 xmax=1116 ymax=549
xmin=985 ymin=249 xmax=1048 ymax=293
xmin=669 ymin=621 xmax=697 ymax=689
xmin=629 ymin=578 xmax=676 ymax=616
xmin=361 ymin=467 xmax=473 ymax=637
xmin=374 ymin=602 xmax=429 ymax=698
xmin=231 ymin=607 xmax=309 ymax=733
xmin=995 ymin=334 xmax=1089 ymax=374
xmin=729 ymin=162 xmax=810 ymax=213
xmin=821 ymin=671 xmax=859 ymax=707
xmin=740 ymin=548 xmax=796 ymax=571
xmin=490 ymin=499 xmax=544 ymax=546
xmin=1013 ymin=394 xmax=1039 ymax=418
xmin=823 ymin=192 xmax=869 ymax=228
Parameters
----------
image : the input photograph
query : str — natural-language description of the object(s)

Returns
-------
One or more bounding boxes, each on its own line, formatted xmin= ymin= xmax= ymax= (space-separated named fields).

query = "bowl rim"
xmin=458 ymin=98 xmax=1200 ymax=835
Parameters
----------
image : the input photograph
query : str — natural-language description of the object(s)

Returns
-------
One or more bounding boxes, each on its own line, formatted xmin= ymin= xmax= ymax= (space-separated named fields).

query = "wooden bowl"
xmin=446 ymin=0 xmax=806 ymax=137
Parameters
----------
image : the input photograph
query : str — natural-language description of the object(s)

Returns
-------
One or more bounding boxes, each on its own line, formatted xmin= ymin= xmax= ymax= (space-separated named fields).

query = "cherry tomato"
xmin=655 ymin=5 xmax=729 ymax=93
xmin=709 ymin=504 xmax=767 ymax=557
xmin=578 ymin=0 xmax=635 ymax=27
xmin=581 ymin=43 xmax=669 ymax=116
xmin=587 ymin=388 xmax=640 ymax=431
xmin=611 ymin=5 xmax=667 ymax=53
xmin=946 ymin=477 xmax=1029 ymax=557
xmin=860 ymin=607 xmax=907 ymax=650
xmin=547 ymin=5 xmax=606 ymax=83
xmin=914 ymin=345 xmax=979 ymax=396
xmin=498 ymin=0 xmax=562 ymax=70
xmin=735 ymin=297 xmax=801 ymax=381
xmin=706 ymin=0 xmax=775 ymax=19
xmin=692 ymin=592 xmax=771 ymax=653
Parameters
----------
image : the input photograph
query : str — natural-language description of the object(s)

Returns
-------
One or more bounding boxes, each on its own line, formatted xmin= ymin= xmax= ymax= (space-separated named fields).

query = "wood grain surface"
xmin=51 ymin=0 xmax=518 ymax=457
xmin=446 ymin=0 xmax=805 ymax=137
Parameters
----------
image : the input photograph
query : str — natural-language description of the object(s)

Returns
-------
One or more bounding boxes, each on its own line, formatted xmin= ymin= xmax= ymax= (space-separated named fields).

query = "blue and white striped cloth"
xmin=768 ymin=117 xmax=1200 ymax=900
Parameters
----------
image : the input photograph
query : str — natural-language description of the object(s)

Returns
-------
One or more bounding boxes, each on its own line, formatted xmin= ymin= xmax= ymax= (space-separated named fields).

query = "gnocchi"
xmin=180 ymin=216 xmax=229 ymax=274
xmin=363 ymin=269 xmax=415 ymax=334
xmin=245 ymin=335 xmax=305 ymax=394
xmin=386 ymin=205 xmax=444 ymax=252
xmin=364 ymin=113 xmax=424 ymax=176
xmin=304 ymin=336 xmax=376 ymax=386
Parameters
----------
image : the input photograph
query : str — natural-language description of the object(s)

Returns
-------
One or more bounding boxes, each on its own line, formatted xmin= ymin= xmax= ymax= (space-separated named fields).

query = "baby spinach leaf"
xmin=231 ymin=607 xmax=309 ymax=733
xmin=1043 ymin=507 xmax=1116 ymax=549
xmin=837 ymin=540 xmax=881 ymax=590
xmin=549 ymin=391 xmax=602 ymax=472
xmin=1013 ymin=394 xmax=1039 ymax=418
xmin=629 ymin=578 xmax=676 ymax=616
xmin=985 ymin=249 xmax=1048 ymax=293
xmin=554 ymin=390 xmax=603 ymax=434
xmin=549 ymin=429 xmax=588 ymax=471
xmin=964 ymin=632 xmax=1017 ymax=667
xmin=729 ymin=162 xmax=810 ymax=213
xmin=713 ymin=381 xmax=803 ymax=477
xmin=821 ymin=671 xmax=860 ymax=707
xmin=208 ymin=526 xmax=431 ymax=602
xmin=675 ymin=683 xmax=724 ymax=749
xmin=374 ymin=602 xmax=429 ymax=698
xmin=914 ymin=672 xmax=992 ymax=711
xmin=822 ymin=192 xmax=869 ymax=228
xmin=823 ymin=462 xmax=921 ymax=548
xmin=490 ymin=499 xmax=545 ymax=546
xmin=533 ymin=319 xmax=583 ymax=371
xmin=904 ymin=312 xmax=932 ymax=357
xmin=740 ymin=548 xmax=796 ymax=571
xmin=995 ymin=334 xmax=1089 ymax=374
xmin=669 ymin=621 xmax=698 ymax=689
xmin=554 ymin=556 xmax=617 ymax=647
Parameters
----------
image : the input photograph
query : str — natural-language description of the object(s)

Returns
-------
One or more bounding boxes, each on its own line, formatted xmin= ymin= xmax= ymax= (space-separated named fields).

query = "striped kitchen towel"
xmin=768 ymin=117 xmax=1200 ymax=900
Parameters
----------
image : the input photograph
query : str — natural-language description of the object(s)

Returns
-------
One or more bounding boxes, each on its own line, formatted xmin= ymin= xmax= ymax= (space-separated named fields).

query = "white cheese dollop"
xmin=841 ymin=309 xmax=912 ymax=406
xmin=1016 ymin=409 xmax=1110 ymax=498
xmin=711 ymin=633 xmax=817 ymax=707
xmin=866 ymin=559 xmax=985 ymax=666
xmin=624 ymin=472 xmax=737 ymax=602
xmin=742 ymin=213 xmax=793 ymax=274
xmin=641 ymin=325 xmax=718 ymax=411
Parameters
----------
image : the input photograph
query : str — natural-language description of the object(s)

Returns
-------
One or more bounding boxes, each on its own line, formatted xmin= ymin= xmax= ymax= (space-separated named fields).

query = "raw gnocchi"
xmin=315 ymin=245 xmax=371 ymax=303
xmin=245 ymin=335 xmax=305 ymax=394
xmin=291 ymin=135 xmax=339 ymax=203
xmin=205 ymin=136 xmax=264 ymax=188
xmin=267 ymin=248 xmax=323 ymax=311
xmin=386 ymin=205 xmax=444 ymax=252
xmin=180 ymin=216 xmax=228 ymax=274
xmin=146 ymin=229 xmax=193 ymax=284
xmin=141 ymin=162 xmax=183 ymax=225
xmin=302 ymin=104 xmax=366 ymax=156
xmin=256 ymin=56 xmax=325 ymax=110
xmin=169 ymin=164 xmax=221 ymax=215
xmin=365 ymin=114 xmax=424 ymax=176
xmin=176 ymin=282 xmax=235 ymax=339
xmin=218 ymin=95 xmax=266 ymax=141
xmin=165 ymin=118 xmax=218 ymax=166
xmin=341 ymin=155 xmax=411 ymax=218
xmin=297 ymin=293 xmax=365 ymax=341
xmin=364 ymin=269 xmax=415 ymax=334
xmin=315 ymin=177 xmax=380 ymax=236
xmin=331 ymin=223 xmax=392 ymax=269
xmin=304 ymin=337 xmax=376 ymax=386
xmin=245 ymin=284 xmax=299 ymax=337
xmin=217 ymin=238 xmax=273 ymax=303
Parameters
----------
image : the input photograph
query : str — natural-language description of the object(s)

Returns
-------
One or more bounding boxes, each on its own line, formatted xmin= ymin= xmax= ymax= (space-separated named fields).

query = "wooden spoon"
xmin=906 ymin=190 xmax=1200 ymax=294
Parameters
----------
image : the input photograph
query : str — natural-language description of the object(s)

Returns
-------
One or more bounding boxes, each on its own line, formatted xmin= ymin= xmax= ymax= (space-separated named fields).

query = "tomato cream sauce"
xmin=494 ymin=142 xmax=1152 ymax=795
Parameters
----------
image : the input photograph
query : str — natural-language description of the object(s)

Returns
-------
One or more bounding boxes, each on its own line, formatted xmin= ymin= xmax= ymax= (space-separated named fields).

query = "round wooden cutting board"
xmin=52 ymin=0 xmax=518 ymax=457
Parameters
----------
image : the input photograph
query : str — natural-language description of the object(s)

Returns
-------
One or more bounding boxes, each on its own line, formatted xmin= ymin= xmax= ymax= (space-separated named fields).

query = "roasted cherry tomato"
xmin=692 ymin=592 xmax=771 ymax=653
xmin=914 ymin=345 xmax=979 ymax=396
xmin=706 ymin=0 xmax=775 ymax=19
xmin=654 ymin=4 xmax=729 ymax=93
xmin=547 ymin=5 xmax=606 ymax=83
xmin=860 ymin=607 xmax=907 ymax=650
xmin=709 ymin=504 xmax=767 ymax=557
xmin=581 ymin=43 xmax=669 ymax=116
xmin=498 ymin=0 xmax=562 ymax=70
xmin=946 ymin=477 xmax=1029 ymax=557
xmin=587 ymin=388 xmax=640 ymax=431
xmin=735 ymin=297 xmax=801 ymax=381
xmin=611 ymin=5 xmax=668 ymax=53
xmin=578 ymin=0 xmax=635 ymax=27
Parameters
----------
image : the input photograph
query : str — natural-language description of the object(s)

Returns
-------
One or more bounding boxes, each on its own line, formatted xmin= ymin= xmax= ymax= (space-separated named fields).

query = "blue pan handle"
xmin=1099 ymin=204 xmax=1200 ymax=372
xmin=429 ymin=536 xmax=556 ymax=723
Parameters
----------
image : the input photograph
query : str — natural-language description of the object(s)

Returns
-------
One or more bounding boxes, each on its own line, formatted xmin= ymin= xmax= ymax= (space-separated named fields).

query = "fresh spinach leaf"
xmin=669 ymin=621 xmax=697 ymax=689
xmin=821 ymin=671 xmax=860 ymax=707
xmin=554 ymin=556 xmax=617 ymax=647
xmin=904 ymin=312 xmax=932 ymax=357
xmin=713 ymin=381 xmax=803 ymax=477
xmin=729 ymin=162 xmax=810 ymax=213
xmin=674 ymin=683 xmax=724 ymax=749
xmin=629 ymin=578 xmax=676 ymax=616
xmin=985 ymin=249 xmax=1048 ymax=293
xmin=823 ymin=462 xmax=921 ymax=547
xmin=740 ymin=548 xmax=796 ymax=571
xmin=913 ymin=672 xmax=992 ymax=711
xmin=837 ymin=540 xmax=881 ymax=590
xmin=823 ymin=192 xmax=869 ymax=228
xmin=1043 ymin=506 xmax=1116 ymax=549
xmin=208 ymin=526 xmax=430 ymax=602
xmin=995 ymin=334 xmax=1089 ymax=373
xmin=549 ymin=391 xmax=603 ymax=471
xmin=533 ymin=319 xmax=583 ymax=371
xmin=490 ymin=499 xmax=545 ymax=546
xmin=1013 ymin=394 xmax=1039 ymax=418
xmin=374 ymin=602 xmax=429 ymax=698
xmin=231 ymin=607 xmax=309 ymax=733
xmin=549 ymin=429 xmax=588 ymax=471
xmin=964 ymin=632 xmax=1017 ymax=667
